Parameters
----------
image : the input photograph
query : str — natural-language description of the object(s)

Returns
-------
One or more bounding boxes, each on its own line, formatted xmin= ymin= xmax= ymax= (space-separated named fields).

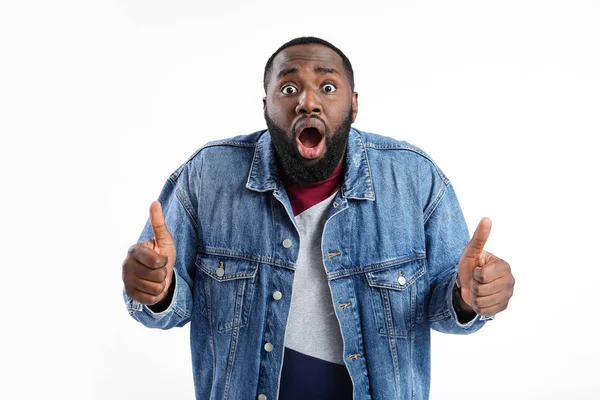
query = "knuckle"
xmin=479 ymin=270 xmax=488 ymax=282
xmin=127 ymin=244 xmax=140 ymax=256
xmin=149 ymin=295 xmax=161 ymax=305
xmin=153 ymin=258 xmax=164 ymax=269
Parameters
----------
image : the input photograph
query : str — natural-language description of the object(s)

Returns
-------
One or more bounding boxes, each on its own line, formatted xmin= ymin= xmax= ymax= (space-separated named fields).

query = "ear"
xmin=263 ymin=97 xmax=267 ymax=111
xmin=351 ymin=92 xmax=358 ymax=123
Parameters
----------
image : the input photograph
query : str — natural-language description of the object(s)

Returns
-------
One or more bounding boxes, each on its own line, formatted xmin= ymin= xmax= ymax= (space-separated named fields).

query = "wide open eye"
xmin=323 ymin=84 xmax=337 ymax=93
xmin=281 ymin=85 xmax=298 ymax=95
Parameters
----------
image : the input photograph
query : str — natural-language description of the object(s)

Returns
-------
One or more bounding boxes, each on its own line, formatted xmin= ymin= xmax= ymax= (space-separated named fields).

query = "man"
xmin=122 ymin=37 xmax=515 ymax=399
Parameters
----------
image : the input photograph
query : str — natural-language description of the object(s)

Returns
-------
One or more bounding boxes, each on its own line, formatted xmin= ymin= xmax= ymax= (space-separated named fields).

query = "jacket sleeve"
xmin=425 ymin=182 xmax=492 ymax=334
xmin=123 ymin=173 xmax=198 ymax=330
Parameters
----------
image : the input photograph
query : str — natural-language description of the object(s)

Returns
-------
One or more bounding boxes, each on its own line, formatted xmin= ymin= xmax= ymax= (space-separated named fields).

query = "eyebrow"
xmin=276 ymin=66 xmax=340 ymax=79
xmin=314 ymin=67 xmax=339 ymax=75
xmin=277 ymin=67 xmax=299 ymax=79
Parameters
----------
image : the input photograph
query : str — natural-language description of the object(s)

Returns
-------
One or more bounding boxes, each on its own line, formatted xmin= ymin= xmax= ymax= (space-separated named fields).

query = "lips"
xmin=294 ymin=118 xmax=326 ymax=160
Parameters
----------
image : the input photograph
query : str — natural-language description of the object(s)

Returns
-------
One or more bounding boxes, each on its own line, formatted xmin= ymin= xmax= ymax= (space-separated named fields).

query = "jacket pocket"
xmin=196 ymin=252 xmax=259 ymax=333
xmin=365 ymin=257 xmax=426 ymax=338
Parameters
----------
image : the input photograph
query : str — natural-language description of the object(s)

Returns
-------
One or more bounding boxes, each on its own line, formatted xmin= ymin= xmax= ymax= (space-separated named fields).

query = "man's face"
xmin=263 ymin=43 xmax=358 ymax=185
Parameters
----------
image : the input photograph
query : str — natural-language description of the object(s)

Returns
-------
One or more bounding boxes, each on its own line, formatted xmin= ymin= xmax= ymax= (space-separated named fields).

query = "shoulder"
xmin=354 ymin=128 xmax=449 ymax=184
xmin=169 ymin=129 xmax=266 ymax=181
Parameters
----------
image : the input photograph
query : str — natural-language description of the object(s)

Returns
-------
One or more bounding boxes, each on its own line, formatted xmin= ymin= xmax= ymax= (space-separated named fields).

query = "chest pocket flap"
xmin=197 ymin=252 xmax=259 ymax=281
xmin=365 ymin=257 xmax=426 ymax=291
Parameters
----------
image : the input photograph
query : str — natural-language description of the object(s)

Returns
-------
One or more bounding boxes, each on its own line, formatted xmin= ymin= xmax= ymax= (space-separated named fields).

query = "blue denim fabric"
xmin=124 ymin=128 xmax=490 ymax=399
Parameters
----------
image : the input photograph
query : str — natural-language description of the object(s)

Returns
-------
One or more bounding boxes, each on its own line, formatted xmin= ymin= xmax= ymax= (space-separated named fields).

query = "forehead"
xmin=271 ymin=43 xmax=345 ymax=77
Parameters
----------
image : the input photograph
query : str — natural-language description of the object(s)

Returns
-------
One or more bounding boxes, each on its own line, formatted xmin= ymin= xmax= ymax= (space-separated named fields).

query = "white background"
xmin=1 ymin=1 xmax=598 ymax=399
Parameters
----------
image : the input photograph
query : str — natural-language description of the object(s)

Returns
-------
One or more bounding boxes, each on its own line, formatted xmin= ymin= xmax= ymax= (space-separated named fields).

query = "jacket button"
xmin=282 ymin=239 xmax=292 ymax=248
xmin=216 ymin=268 xmax=225 ymax=277
xmin=397 ymin=276 xmax=407 ymax=285
xmin=264 ymin=342 xmax=274 ymax=352
xmin=272 ymin=291 xmax=282 ymax=300
xmin=258 ymin=395 xmax=267 ymax=400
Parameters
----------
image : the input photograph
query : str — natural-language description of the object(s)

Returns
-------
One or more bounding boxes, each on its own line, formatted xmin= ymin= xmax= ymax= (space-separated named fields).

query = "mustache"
xmin=292 ymin=115 xmax=327 ymax=134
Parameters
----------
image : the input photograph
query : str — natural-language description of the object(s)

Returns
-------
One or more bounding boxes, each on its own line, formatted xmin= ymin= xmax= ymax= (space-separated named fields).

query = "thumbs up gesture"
xmin=457 ymin=218 xmax=514 ymax=316
xmin=122 ymin=201 xmax=177 ymax=306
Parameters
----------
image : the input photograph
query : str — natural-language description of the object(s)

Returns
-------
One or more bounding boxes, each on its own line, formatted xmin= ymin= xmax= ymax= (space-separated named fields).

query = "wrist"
xmin=453 ymin=280 xmax=476 ymax=320
xmin=148 ymin=270 xmax=176 ymax=313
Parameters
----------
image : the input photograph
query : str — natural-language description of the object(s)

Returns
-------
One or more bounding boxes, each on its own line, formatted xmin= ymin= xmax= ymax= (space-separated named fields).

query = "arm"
xmin=426 ymin=184 xmax=515 ymax=332
xmin=122 ymin=176 xmax=198 ymax=330
xmin=425 ymin=183 xmax=490 ymax=333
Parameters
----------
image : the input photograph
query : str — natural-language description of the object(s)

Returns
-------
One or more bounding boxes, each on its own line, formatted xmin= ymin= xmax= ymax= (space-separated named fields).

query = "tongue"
xmin=299 ymin=128 xmax=321 ymax=148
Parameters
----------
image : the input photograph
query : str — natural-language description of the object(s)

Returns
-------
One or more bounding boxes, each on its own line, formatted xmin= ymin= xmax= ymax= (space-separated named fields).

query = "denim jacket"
xmin=124 ymin=128 xmax=490 ymax=399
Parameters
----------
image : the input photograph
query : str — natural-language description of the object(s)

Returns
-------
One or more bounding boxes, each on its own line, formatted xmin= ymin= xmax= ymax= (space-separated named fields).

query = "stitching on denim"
xmin=428 ymin=310 xmax=451 ymax=322
xmin=364 ymin=142 xmax=449 ymax=185
xmin=174 ymin=306 xmax=191 ymax=319
xmin=196 ymin=261 xmax=258 ymax=282
xmin=410 ymin=283 xmax=416 ymax=399
xmin=169 ymin=135 xmax=259 ymax=182
xmin=246 ymin=138 xmax=262 ymax=190
xmin=169 ymin=147 xmax=203 ymax=181
xmin=203 ymin=140 xmax=258 ymax=148
xmin=199 ymin=246 xmax=296 ymax=270
xmin=223 ymin=279 xmax=245 ymax=398
xmin=360 ymin=133 xmax=376 ymax=200
xmin=366 ymin=265 xmax=426 ymax=291
xmin=383 ymin=288 xmax=402 ymax=393
xmin=204 ymin=277 xmax=217 ymax=398
xmin=327 ymin=253 xmax=426 ymax=280
xmin=349 ymin=274 xmax=372 ymax=397
xmin=423 ymin=184 xmax=446 ymax=225
xmin=175 ymin=185 xmax=199 ymax=230
xmin=342 ymin=132 xmax=375 ymax=200
xmin=245 ymin=135 xmax=279 ymax=192
xmin=126 ymin=302 xmax=142 ymax=312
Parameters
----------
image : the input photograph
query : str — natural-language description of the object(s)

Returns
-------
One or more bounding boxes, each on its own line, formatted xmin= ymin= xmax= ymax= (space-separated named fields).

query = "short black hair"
xmin=263 ymin=36 xmax=355 ymax=93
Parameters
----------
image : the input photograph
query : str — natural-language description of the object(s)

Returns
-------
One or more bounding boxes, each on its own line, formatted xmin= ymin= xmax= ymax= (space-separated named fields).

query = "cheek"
xmin=267 ymin=100 xmax=292 ymax=121
xmin=328 ymin=102 xmax=353 ymax=127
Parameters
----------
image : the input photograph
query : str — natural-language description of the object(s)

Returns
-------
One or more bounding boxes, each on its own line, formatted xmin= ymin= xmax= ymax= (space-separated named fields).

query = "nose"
xmin=295 ymin=88 xmax=321 ymax=116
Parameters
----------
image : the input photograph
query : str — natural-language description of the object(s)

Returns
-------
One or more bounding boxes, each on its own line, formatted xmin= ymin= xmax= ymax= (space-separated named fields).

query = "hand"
xmin=122 ymin=201 xmax=177 ymax=306
xmin=457 ymin=218 xmax=514 ymax=316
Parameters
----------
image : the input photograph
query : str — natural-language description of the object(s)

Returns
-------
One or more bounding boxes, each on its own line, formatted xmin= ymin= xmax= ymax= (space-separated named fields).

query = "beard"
xmin=265 ymin=110 xmax=353 ymax=186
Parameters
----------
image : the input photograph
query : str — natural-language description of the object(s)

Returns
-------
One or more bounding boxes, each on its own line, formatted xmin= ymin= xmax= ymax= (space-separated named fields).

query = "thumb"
xmin=149 ymin=201 xmax=174 ymax=250
xmin=465 ymin=217 xmax=492 ymax=266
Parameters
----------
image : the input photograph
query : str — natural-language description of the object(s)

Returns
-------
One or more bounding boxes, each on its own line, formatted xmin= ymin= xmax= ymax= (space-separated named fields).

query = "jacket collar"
xmin=246 ymin=128 xmax=375 ymax=201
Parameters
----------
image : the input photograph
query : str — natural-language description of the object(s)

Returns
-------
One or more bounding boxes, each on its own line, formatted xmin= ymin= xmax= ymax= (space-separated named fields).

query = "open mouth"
xmin=298 ymin=127 xmax=322 ymax=149
xmin=294 ymin=119 xmax=326 ymax=160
